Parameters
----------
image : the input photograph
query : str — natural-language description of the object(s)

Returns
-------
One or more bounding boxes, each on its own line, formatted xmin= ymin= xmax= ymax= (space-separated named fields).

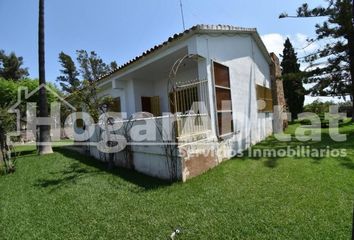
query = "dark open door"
xmin=141 ymin=97 xmax=152 ymax=113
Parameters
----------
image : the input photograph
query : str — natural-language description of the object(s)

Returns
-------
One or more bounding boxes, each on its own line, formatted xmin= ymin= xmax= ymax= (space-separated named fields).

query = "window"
xmin=256 ymin=85 xmax=273 ymax=112
xmin=213 ymin=62 xmax=234 ymax=136
xmin=141 ymin=96 xmax=161 ymax=116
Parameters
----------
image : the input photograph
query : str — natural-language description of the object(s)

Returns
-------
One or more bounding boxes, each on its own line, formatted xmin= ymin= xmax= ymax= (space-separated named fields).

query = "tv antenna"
xmin=179 ymin=0 xmax=186 ymax=30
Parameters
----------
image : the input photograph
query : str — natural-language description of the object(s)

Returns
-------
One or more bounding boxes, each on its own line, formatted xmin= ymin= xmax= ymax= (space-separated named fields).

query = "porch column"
xmin=198 ymin=59 xmax=218 ymax=138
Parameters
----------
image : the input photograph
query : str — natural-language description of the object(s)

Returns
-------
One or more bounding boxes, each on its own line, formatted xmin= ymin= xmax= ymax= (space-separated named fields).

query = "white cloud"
xmin=261 ymin=33 xmax=320 ymax=71
xmin=304 ymin=96 xmax=348 ymax=105
xmin=261 ymin=33 xmax=319 ymax=57
xmin=261 ymin=33 xmax=286 ymax=57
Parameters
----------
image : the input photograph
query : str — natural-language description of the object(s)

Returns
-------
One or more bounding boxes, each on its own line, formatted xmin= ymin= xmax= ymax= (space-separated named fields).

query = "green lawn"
xmin=1 ymin=123 xmax=354 ymax=239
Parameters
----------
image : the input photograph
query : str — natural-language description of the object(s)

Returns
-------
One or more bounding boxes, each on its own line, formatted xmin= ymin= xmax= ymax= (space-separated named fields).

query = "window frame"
xmin=256 ymin=84 xmax=273 ymax=113
xmin=211 ymin=61 xmax=234 ymax=138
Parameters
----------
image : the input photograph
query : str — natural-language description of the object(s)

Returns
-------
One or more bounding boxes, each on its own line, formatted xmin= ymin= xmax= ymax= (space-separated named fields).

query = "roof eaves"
xmin=96 ymin=25 xmax=199 ymax=83
xmin=97 ymin=24 xmax=272 ymax=82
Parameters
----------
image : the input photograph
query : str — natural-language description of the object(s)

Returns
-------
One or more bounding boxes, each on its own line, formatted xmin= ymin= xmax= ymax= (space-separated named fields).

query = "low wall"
xmin=80 ymin=116 xmax=182 ymax=181
xmin=179 ymin=114 xmax=273 ymax=181
xmin=77 ymin=113 xmax=273 ymax=182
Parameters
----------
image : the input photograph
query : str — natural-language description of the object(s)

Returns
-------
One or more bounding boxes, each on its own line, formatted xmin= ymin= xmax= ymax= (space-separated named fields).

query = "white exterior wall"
xmin=194 ymin=33 xmax=273 ymax=152
xmin=86 ymin=117 xmax=181 ymax=180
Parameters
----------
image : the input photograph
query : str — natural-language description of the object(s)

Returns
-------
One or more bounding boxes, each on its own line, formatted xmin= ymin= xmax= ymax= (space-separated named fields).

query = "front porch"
xmin=97 ymin=46 xmax=215 ymax=141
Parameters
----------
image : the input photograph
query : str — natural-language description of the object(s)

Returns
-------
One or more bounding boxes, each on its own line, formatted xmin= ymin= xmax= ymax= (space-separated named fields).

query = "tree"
xmin=76 ymin=50 xmax=111 ymax=82
xmin=110 ymin=61 xmax=118 ymax=71
xmin=0 ymin=50 xmax=29 ymax=80
xmin=57 ymin=52 xmax=80 ymax=93
xmin=38 ymin=0 xmax=52 ymax=155
xmin=0 ymin=107 xmax=15 ymax=174
xmin=58 ymin=50 xmax=117 ymax=121
xmin=73 ymin=50 xmax=117 ymax=120
xmin=0 ymin=78 xmax=59 ymax=111
xmin=280 ymin=0 xmax=354 ymax=121
xmin=281 ymin=38 xmax=305 ymax=120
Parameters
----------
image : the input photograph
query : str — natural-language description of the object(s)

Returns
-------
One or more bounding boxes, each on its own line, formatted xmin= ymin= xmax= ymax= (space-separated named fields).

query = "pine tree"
xmin=281 ymin=38 xmax=305 ymax=120
xmin=76 ymin=50 xmax=111 ymax=82
xmin=0 ymin=50 xmax=29 ymax=80
xmin=280 ymin=0 xmax=354 ymax=121
xmin=57 ymin=52 xmax=80 ymax=93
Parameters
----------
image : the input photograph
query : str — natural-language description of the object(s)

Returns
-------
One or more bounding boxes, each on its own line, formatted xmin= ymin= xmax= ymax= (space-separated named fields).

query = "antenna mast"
xmin=179 ymin=0 xmax=186 ymax=30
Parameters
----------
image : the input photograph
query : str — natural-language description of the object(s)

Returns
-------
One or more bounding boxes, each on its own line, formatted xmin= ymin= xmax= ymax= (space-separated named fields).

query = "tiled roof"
xmin=98 ymin=24 xmax=269 ymax=82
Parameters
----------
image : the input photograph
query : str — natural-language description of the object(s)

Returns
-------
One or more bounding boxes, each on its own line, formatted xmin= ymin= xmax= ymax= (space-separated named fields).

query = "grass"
xmin=0 ymin=123 xmax=354 ymax=239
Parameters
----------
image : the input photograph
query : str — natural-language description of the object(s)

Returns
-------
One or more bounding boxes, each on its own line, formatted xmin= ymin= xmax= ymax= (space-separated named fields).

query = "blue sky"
xmin=1 ymin=0 xmax=337 ymax=103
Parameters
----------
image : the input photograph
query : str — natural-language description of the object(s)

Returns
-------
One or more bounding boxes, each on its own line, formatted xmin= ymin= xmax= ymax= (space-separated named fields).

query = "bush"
xmin=0 ymin=159 xmax=15 ymax=175
xmin=303 ymin=100 xmax=334 ymax=115
xmin=299 ymin=112 xmax=344 ymax=128
xmin=338 ymin=101 xmax=353 ymax=118
xmin=0 ymin=107 xmax=16 ymax=174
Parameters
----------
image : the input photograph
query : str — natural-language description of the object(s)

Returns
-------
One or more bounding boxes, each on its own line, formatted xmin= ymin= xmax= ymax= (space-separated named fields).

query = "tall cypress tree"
xmin=281 ymin=38 xmax=305 ymax=120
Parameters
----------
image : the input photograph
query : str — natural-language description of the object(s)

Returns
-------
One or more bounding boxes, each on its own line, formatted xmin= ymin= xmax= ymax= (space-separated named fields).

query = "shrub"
xmin=303 ymin=100 xmax=334 ymax=115
xmin=338 ymin=101 xmax=353 ymax=118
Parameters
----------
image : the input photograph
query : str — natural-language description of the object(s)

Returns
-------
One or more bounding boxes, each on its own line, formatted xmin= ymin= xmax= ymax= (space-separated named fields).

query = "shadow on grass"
xmin=12 ymin=149 xmax=37 ymax=158
xmin=35 ymin=161 xmax=95 ymax=189
xmin=34 ymin=147 xmax=171 ymax=192
xmin=338 ymin=157 xmax=354 ymax=170
xmin=240 ymin=123 xmax=354 ymax=170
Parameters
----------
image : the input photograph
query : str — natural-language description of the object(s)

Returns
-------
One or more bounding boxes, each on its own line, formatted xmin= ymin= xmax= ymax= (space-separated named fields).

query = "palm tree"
xmin=38 ymin=0 xmax=52 ymax=155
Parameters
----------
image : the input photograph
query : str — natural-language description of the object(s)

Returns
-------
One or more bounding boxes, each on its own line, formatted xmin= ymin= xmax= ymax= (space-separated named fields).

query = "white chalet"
xmin=80 ymin=24 xmax=286 ymax=181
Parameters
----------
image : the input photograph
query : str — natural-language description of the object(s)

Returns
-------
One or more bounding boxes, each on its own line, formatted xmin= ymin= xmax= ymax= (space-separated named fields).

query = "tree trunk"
xmin=38 ymin=0 xmax=52 ymax=155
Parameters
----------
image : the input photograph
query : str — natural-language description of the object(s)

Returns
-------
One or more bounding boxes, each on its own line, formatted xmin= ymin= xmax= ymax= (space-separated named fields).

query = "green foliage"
xmin=281 ymin=0 xmax=354 ymax=120
xmin=110 ymin=61 xmax=118 ymax=71
xmin=338 ymin=101 xmax=353 ymax=118
xmin=57 ymin=50 xmax=118 ymax=121
xmin=281 ymin=38 xmax=305 ymax=120
xmin=76 ymin=50 xmax=115 ymax=82
xmin=57 ymin=52 xmax=80 ymax=93
xmin=0 ymin=108 xmax=16 ymax=174
xmin=69 ymin=80 xmax=115 ymax=122
xmin=0 ymin=158 xmax=15 ymax=175
xmin=295 ymin=1 xmax=353 ymax=98
xmin=0 ymin=77 xmax=62 ymax=129
xmin=0 ymin=77 xmax=61 ymax=108
xmin=0 ymin=107 xmax=16 ymax=133
xmin=0 ymin=49 xmax=29 ymax=81
xmin=303 ymin=99 xmax=334 ymax=114
xmin=302 ymin=100 xmax=347 ymax=127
